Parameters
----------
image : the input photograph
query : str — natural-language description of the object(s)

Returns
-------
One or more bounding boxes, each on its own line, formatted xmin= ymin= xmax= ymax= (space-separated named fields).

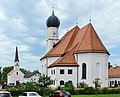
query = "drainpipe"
xmin=76 ymin=54 xmax=79 ymax=87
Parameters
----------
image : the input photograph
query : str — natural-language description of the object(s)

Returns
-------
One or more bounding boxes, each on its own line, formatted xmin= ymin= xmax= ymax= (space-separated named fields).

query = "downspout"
xmin=76 ymin=54 xmax=79 ymax=87
xmin=46 ymin=58 xmax=48 ymax=75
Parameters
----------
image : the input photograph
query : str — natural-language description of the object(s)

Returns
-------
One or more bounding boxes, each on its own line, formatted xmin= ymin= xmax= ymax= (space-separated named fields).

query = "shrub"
xmin=102 ymin=87 xmax=110 ymax=94
xmin=77 ymin=81 xmax=88 ymax=88
xmin=83 ymin=87 xmax=94 ymax=94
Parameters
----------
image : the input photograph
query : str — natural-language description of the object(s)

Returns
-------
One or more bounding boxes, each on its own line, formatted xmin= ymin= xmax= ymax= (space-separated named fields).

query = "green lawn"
xmin=13 ymin=94 xmax=120 ymax=97
xmin=72 ymin=94 xmax=120 ymax=97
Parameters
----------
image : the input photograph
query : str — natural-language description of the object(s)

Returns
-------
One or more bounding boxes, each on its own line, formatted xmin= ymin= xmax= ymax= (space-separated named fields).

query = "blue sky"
xmin=0 ymin=0 xmax=120 ymax=72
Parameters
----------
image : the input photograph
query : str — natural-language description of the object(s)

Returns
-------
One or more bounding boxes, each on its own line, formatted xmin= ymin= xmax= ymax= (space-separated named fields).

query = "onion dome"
xmin=46 ymin=10 xmax=60 ymax=28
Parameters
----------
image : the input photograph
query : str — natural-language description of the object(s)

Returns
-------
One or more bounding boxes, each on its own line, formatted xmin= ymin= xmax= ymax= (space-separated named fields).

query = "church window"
xmin=60 ymin=69 xmax=64 ymax=74
xmin=82 ymin=63 xmax=86 ymax=79
xmin=16 ymin=72 xmax=18 ymax=75
xmin=60 ymin=80 xmax=64 ymax=85
xmin=53 ymin=42 xmax=56 ymax=45
xmin=68 ymin=69 xmax=72 ymax=74
xmin=54 ymin=70 xmax=55 ymax=74
xmin=68 ymin=80 xmax=72 ymax=84
xmin=53 ymin=81 xmax=55 ymax=85
xmin=96 ymin=63 xmax=100 ymax=78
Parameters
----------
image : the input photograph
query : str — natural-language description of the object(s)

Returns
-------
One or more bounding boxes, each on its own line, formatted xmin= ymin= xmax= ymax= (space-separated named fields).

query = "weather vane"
xmin=89 ymin=15 xmax=92 ymax=23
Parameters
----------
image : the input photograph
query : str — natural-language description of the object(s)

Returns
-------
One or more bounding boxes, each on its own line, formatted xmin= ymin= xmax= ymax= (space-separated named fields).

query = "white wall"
xmin=46 ymin=27 xmax=59 ymax=52
xmin=41 ymin=57 xmax=60 ymax=74
xmin=109 ymin=78 xmax=120 ymax=87
xmin=24 ymin=73 xmax=40 ymax=83
xmin=77 ymin=53 xmax=109 ymax=87
xmin=48 ymin=66 xmax=78 ymax=87
xmin=7 ymin=70 xmax=24 ymax=85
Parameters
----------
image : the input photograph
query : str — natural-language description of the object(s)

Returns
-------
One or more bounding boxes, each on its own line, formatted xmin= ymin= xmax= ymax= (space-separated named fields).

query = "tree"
xmin=38 ymin=74 xmax=53 ymax=97
xmin=1 ymin=66 xmax=31 ymax=81
xmin=63 ymin=81 xmax=74 ymax=91
xmin=1 ymin=66 xmax=14 ymax=81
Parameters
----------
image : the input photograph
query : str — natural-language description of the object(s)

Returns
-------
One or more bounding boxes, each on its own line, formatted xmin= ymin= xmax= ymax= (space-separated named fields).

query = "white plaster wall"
xmin=41 ymin=57 xmax=60 ymax=74
xmin=48 ymin=27 xmax=59 ymax=39
xmin=7 ymin=70 xmax=24 ymax=85
xmin=77 ymin=53 xmax=109 ymax=87
xmin=108 ymin=78 xmax=120 ymax=87
xmin=24 ymin=73 xmax=40 ymax=83
xmin=48 ymin=66 xmax=78 ymax=87
xmin=46 ymin=27 xmax=59 ymax=52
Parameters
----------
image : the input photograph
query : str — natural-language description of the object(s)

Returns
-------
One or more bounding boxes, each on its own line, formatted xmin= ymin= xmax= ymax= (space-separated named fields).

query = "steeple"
xmin=46 ymin=10 xmax=60 ymax=28
xmin=46 ymin=9 xmax=60 ymax=52
xmin=14 ymin=46 xmax=19 ymax=65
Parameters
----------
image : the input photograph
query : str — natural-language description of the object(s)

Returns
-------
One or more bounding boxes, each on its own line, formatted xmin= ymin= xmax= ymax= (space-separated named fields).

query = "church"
xmin=40 ymin=10 xmax=110 ymax=87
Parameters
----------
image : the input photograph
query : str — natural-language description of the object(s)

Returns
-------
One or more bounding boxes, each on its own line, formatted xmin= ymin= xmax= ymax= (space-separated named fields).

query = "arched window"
xmin=16 ymin=72 xmax=18 ymax=75
xmin=82 ymin=63 xmax=86 ymax=79
xmin=96 ymin=63 xmax=100 ymax=78
xmin=68 ymin=80 xmax=72 ymax=84
xmin=60 ymin=80 xmax=64 ymax=85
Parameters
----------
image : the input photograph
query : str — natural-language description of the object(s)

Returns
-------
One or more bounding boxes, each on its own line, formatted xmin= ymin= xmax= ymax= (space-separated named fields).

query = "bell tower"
xmin=46 ymin=10 xmax=60 ymax=52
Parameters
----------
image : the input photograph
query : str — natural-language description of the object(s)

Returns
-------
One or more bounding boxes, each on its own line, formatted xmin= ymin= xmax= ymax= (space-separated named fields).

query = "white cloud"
xmin=0 ymin=10 xmax=6 ymax=20
xmin=0 ymin=0 xmax=120 ymax=71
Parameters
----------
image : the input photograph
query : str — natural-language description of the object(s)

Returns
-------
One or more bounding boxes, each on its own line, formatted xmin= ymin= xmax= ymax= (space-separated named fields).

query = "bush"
xmin=77 ymin=81 xmax=88 ymax=88
xmin=102 ymin=87 xmax=110 ymax=94
xmin=83 ymin=87 xmax=94 ymax=94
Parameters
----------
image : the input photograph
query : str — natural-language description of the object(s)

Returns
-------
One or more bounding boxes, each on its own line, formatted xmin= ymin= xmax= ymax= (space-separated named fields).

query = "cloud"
xmin=0 ymin=0 xmax=120 ymax=71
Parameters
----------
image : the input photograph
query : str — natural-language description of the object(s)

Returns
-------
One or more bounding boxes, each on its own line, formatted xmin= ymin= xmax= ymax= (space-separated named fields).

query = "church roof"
xmin=48 ymin=43 xmax=79 ymax=68
xmin=24 ymin=70 xmax=41 ymax=78
xmin=41 ymin=26 xmax=80 ymax=59
xmin=108 ymin=66 xmax=120 ymax=78
xmin=42 ymin=23 xmax=110 ymax=67
xmin=74 ymin=23 xmax=109 ymax=54
xmin=46 ymin=10 xmax=60 ymax=28
xmin=14 ymin=46 xmax=19 ymax=62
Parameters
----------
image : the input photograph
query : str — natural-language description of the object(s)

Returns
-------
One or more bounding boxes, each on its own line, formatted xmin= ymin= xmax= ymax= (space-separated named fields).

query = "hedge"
xmin=6 ymin=87 xmax=120 ymax=96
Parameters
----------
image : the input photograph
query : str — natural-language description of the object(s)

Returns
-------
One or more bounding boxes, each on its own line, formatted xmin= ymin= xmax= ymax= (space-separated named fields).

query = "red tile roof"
xmin=41 ymin=26 xmax=80 ymax=59
xmin=108 ymin=66 xmax=120 ymax=78
xmin=48 ymin=43 xmax=79 ymax=67
xmin=41 ymin=23 xmax=110 ymax=67
xmin=74 ymin=23 xmax=109 ymax=54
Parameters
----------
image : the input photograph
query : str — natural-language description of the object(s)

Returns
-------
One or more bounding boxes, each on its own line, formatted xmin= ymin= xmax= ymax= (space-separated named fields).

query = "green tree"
xmin=1 ymin=66 xmax=31 ymax=81
xmin=38 ymin=74 xmax=53 ymax=97
xmin=63 ymin=81 xmax=74 ymax=92
xmin=1 ymin=66 xmax=14 ymax=81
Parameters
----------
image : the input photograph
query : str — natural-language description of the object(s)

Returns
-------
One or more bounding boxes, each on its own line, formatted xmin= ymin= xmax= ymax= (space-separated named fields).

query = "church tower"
xmin=46 ymin=10 xmax=60 ymax=52
xmin=14 ymin=46 xmax=20 ymax=70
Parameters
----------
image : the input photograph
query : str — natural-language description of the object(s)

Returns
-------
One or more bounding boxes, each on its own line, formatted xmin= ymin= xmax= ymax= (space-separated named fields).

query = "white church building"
xmin=40 ymin=10 xmax=110 ymax=88
xmin=7 ymin=47 xmax=24 ymax=86
xmin=7 ymin=47 xmax=41 ymax=86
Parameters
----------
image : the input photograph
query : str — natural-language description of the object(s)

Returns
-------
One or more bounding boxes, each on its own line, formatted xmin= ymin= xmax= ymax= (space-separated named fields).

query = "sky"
xmin=0 ymin=0 xmax=120 ymax=72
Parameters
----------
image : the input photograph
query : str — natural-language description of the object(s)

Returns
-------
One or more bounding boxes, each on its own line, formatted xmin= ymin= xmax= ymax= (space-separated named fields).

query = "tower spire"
xmin=14 ymin=46 xmax=19 ymax=63
xmin=52 ymin=1 xmax=54 ymax=15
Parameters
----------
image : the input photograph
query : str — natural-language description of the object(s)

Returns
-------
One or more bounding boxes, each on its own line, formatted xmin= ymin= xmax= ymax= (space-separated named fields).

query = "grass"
xmin=13 ymin=94 xmax=120 ymax=97
xmin=72 ymin=94 xmax=120 ymax=97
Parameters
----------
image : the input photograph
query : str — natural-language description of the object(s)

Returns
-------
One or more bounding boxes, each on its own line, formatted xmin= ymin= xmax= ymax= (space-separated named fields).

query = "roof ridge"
xmin=75 ymin=23 xmax=90 ymax=52
xmin=48 ymin=43 xmax=79 ymax=67
xmin=64 ymin=26 xmax=79 ymax=52
xmin=41 ymin=26 xmax=80 ymax=59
